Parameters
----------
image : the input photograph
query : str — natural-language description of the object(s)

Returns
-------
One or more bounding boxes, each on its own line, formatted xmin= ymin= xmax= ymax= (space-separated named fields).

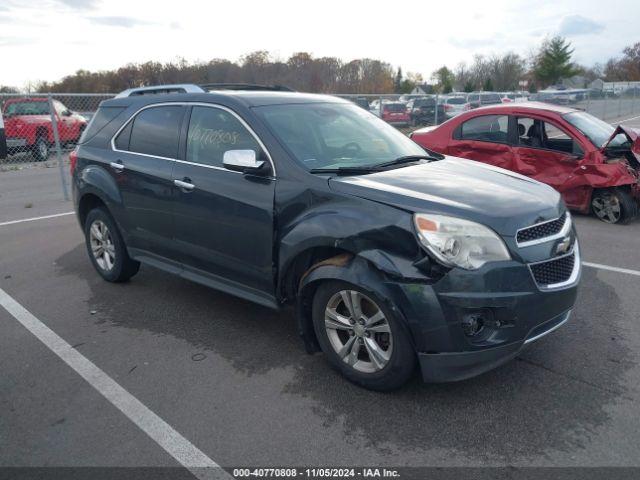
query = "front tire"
xmin=312 ymin=281 xmax=416 ymax=391
xmin=591 ymin=188 xmax=638 ymax=224
xmin=32 ymin=136 xmax=49 ymax=161
xmin=84 ymin=207 xmax=140 ymax=282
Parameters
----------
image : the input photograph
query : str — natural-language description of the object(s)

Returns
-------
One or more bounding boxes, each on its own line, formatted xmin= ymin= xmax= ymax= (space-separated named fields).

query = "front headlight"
xmin=414 ymin=214 xmax=511 ymax=270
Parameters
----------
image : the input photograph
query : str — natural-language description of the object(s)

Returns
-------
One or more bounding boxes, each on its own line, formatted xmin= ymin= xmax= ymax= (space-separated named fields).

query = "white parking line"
xmin=617 ymin=113 xmax=640 ymax=124
xmin=583 ymin=262 xmax=640 ymax=277
xmin=0 ymin=211 xmax=74 ymax=227
xmin=0 ymin=287 xmax=231 ymax=480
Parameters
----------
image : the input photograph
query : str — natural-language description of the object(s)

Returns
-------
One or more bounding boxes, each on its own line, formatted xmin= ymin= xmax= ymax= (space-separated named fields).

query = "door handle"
xmin=110 ymin=161 xmax=124 ymax=172
xmin=174 ymin=178 xmax=195 ymax=192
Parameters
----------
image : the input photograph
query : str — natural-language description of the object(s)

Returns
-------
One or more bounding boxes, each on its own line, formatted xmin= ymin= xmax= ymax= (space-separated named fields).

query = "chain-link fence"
xmin=1 ymin=93 xmax=114 ymax=164
xmin=0 ymin=93 xmax=114 ymax=202
xmin=1 ymin=87 xmax=639 ymax=202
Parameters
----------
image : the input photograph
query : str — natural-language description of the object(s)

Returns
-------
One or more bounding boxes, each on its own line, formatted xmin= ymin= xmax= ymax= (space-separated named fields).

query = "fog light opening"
xmin=462 ymin=313 xmax=485 ymax=337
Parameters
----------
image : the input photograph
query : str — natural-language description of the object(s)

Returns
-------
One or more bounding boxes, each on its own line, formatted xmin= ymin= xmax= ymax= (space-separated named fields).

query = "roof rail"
xmin=115 ymin=83 xmax=295 ymax=98
xmin=115 ymin=84 xmax=206 ymax=98
xmin=200 ymin=83 xmax=295 ymax=92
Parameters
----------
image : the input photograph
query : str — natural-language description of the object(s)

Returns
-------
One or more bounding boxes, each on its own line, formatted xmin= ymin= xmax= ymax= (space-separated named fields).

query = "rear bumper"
xmin=418 ymin=310 xmax=571 ymax=382
xmin=6 ymin=137 xmax=28 ymax=148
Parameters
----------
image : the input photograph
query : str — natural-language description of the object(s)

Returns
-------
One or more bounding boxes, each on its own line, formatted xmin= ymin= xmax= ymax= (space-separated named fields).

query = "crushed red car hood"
xmin=602 ymin=125 xmax=640 ymax=159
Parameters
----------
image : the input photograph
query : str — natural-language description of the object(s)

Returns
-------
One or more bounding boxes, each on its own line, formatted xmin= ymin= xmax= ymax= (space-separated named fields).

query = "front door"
xmin=172 ymin=105 xmax=276 ymax=304
xmin=53 ymin=100 xmax=73 ymax=141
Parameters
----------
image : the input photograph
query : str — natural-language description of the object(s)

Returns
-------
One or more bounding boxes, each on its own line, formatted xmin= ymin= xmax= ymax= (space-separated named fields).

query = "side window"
xmin=516 ymin=117 xmax=583 ymax=155
xmin=128 ymin=106 xmax=183 ymax=158
xmin=459 ymin=115 xmax=508 ymax=143
xmin=186 ymin=106 xmax=261 ymax=168
xmin=53 ymin=100 xmax=66 ymax=115
xmin=114 ymin=121 xmax=133 ymax=150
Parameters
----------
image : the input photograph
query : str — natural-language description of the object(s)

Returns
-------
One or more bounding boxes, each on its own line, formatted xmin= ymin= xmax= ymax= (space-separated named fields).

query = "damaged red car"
xmin=410 ymin=102 xmax=640 ymax=224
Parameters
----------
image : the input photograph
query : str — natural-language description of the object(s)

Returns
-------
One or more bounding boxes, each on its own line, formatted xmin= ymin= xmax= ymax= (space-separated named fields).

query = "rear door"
xmin=111 ymin=104 xmax=186 ymax=262
xmin=447 ymin=114 xmax=514 ymax=169
xmin=171 ymin=104 xmax=276 ymax=304
xmin=511 ymin=115 xmax=585 ymax=205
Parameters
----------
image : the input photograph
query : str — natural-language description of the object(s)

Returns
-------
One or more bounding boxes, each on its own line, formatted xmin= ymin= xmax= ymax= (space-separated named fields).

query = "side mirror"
xmin=223 ymin=149 xmax=268 ymax=174
xmin=63 ymin=110 xmax=72 ymax=117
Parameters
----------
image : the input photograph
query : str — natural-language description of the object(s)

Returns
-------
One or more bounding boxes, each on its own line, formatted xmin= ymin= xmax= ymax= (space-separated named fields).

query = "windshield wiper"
xmin=371 ymin=153 xmax=443 ymax=169
xmin=309 ymin=166 xmax=384 ymax=175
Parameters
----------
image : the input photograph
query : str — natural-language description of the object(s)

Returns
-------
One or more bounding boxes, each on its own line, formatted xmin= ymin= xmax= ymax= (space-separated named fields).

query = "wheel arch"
xmin=78 ymin=192 xmax=109 ymax=227
xmin=294 ymin=253 xmax=419 ymax=354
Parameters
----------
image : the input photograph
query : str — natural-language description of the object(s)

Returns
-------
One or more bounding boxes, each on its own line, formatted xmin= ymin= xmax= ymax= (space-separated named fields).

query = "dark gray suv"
xmin=72 ymin=84 xmax=580 ymax=390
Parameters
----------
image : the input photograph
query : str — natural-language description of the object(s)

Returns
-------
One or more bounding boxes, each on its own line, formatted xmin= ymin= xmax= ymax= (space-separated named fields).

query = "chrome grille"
xmin=517 ymin=213 xmax=567 ymax=246
xmin=529 ymin=251 xmax=576 ymax=287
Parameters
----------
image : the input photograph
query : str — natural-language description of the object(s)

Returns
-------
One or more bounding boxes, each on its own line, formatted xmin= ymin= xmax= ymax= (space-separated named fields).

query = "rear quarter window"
xmin=79 ymin=106 xmax=126 ymax=144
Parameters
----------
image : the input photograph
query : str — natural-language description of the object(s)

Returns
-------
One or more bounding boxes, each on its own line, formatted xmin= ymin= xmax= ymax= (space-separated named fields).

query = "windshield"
xmin=384 ymin=103 xmax=406 ymax=112
xmin=255 ymin=102 xmax=425 ymax=171
xmin=481 ymin=94 xmax=502 ymax=103
xmin=4 ymin=101 xmax=50 ymax=116
xmin=564 ymin=111 xmax=629 ymax=148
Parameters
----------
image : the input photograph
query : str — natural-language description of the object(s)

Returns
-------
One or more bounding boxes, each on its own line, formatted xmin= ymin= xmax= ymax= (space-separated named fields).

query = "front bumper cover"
xmin=418 ymin=310 xmax=571 ymax=382
xmin=386 ymin=240 xmax=580 ymax=383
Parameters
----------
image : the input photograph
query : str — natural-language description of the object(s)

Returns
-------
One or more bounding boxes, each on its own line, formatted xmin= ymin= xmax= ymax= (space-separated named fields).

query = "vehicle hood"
xmin=328 ymin=157 xmax=563 ymax=236
xmin=602 ymin=125 xmax=640 ymax=160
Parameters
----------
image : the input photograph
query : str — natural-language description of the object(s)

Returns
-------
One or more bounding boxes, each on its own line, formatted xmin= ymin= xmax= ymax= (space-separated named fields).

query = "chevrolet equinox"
xmin=72 ymin=83 xmax=581 ymax=390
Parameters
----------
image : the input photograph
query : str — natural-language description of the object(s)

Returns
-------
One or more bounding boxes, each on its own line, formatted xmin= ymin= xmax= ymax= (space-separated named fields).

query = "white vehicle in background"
xmin=439 ymin=95 xmax=469 ymax=119
xmin=369 ymin=98 xmax=398 ymax=117
xmin=501 ymin=91 xmax=529 ymax=103
xmin=0 ymin=109 xmax=6 ymax=160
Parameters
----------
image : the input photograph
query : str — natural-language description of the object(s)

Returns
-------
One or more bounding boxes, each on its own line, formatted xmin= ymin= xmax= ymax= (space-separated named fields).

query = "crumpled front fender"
xmin=296 ymin=255 xmax=431 ymax=354
xmin=570 ymin=162 xmax=638 ymax=189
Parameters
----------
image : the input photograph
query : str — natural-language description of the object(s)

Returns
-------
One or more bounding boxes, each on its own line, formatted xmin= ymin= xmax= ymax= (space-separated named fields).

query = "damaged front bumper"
xmin=417 ymin=310 xmax=571 ymax=382
xmin=385 ymin=247 xmax=580 ymax=383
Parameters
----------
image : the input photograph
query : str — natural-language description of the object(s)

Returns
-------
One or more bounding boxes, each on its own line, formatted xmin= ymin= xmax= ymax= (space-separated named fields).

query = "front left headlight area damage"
xmin=293 ymin=210 xmax=580 ymax=383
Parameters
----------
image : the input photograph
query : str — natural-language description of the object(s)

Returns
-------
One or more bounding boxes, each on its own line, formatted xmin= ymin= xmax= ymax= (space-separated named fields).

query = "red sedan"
xmin=410 ymin=102 xmax=640 ymax=224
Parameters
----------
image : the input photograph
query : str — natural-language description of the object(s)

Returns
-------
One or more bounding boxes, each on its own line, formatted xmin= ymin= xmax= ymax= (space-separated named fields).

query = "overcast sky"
xmin=0 ymin=0 xmax=635 ymax=88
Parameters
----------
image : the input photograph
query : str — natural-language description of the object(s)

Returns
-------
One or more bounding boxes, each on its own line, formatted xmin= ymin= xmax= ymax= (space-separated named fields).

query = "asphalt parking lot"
xmin=1 ymin=128 xmax=640 ymax=479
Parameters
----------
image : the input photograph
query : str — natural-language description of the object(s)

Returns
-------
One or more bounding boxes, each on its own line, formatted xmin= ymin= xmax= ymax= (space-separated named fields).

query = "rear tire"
xmin=591 ymin=188 xmax=638 ymax=224
xmin=312 ymin=280 xmax=416 ymax=391
xmin=84 ymin=207 xmax=140 ymax=282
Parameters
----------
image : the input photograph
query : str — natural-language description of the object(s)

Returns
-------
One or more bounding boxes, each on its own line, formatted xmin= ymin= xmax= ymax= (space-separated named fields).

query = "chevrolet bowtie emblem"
xmin=556 ymin=237 xmax=572 ymax=255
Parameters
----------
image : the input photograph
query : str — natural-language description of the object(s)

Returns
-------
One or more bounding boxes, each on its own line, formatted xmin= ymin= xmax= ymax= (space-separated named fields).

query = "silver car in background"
xmin=440 ymin=95 xmax=469 ymax=119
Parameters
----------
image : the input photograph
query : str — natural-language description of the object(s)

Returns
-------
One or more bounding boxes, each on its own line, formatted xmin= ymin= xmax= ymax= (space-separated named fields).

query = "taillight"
xmin=69 ymin=148 xmax=78 ymax=174
xmin=444 ymin=104 xmax=453 ymax=111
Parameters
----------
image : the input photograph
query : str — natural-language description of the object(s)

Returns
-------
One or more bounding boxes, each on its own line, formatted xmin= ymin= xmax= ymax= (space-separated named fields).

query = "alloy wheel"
xmin=324 ymin=290 xmax=393 ymax=373
xmin=38 ymin=141 xmax=48 ymax=159
xmin=89 ymin=220 xmax=116 ymax=271
xmin=592 ymin=193 xmax=621 ymax=223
